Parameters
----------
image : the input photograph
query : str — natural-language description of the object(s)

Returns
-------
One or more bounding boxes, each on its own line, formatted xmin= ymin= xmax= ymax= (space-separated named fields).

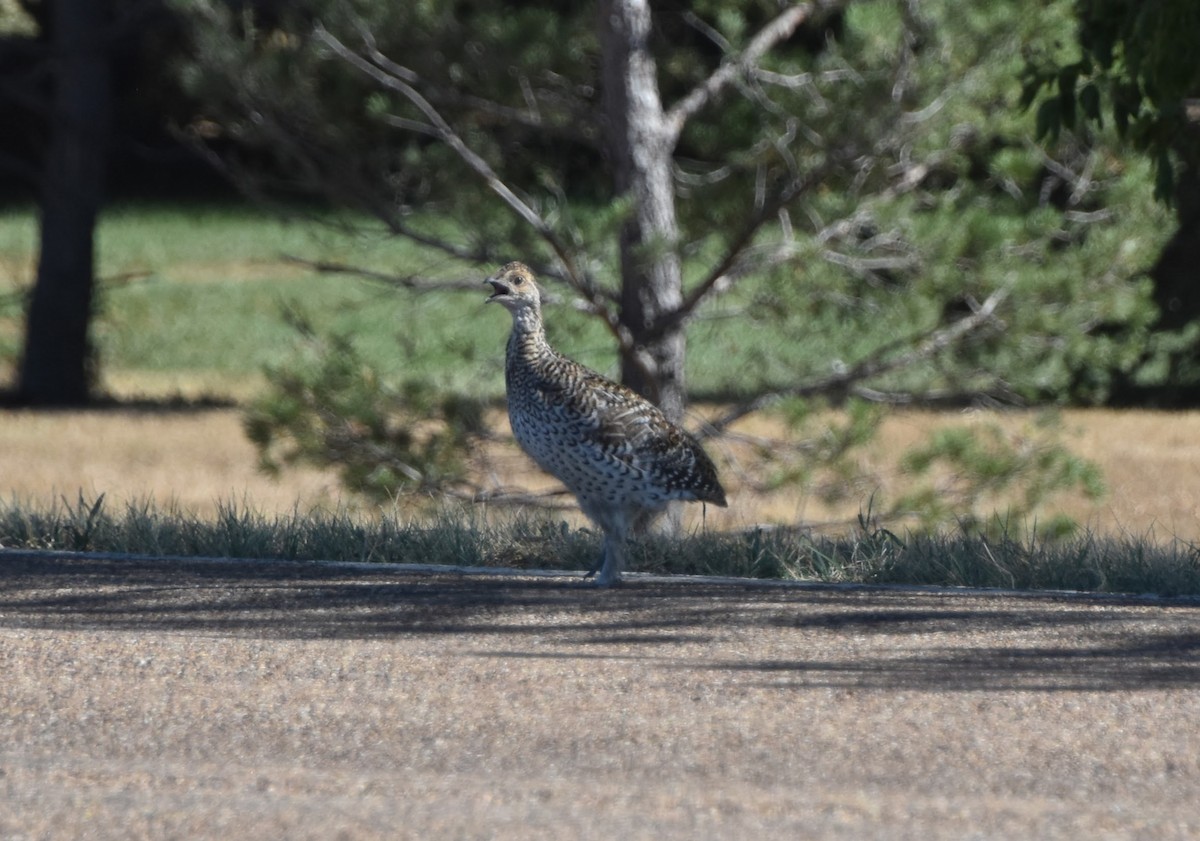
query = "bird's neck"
xmin=509 ymin=304 xmax=544 ymax=338
xmin=506 ymin=305 xmax=554 ymax=367
xmin=510 ymin=305 xmax=549 ymax=348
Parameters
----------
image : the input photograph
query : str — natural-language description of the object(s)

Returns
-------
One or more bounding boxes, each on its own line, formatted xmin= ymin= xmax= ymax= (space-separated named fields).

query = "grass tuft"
xmin=1 ymin=495 xmax=1198 ymax=598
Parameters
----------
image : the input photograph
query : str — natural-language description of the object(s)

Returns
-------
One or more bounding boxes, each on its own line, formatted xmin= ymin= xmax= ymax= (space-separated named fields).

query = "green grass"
xmin=3 ymin=494 xmax=1198 ymax=597
xmin=0 ymin=202 xmax=620 ymax=397
xmin=0 ymin=158 xmax=1175 ymax=404
xmin=91 ymin=204 xmax=515 ymax=392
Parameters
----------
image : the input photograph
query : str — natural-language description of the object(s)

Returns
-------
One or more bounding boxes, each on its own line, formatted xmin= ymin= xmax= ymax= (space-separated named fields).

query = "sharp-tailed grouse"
xmin=485 ymin=261 xmax=727 ymax=586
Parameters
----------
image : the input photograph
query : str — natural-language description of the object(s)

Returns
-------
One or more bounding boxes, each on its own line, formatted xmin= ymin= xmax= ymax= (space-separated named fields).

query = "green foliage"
xmin=754 ymin=397 xmax=887 ymax=505
xmin=749 ymin=400 xmax=1103 ymax=536
xmin=146 ymin=1 xmax=1185 ymax=528
xmin=0 ymin=1 xmax=36 ymax=36
xmin=172 ymin=0 xmax=605 ymax=260
xmin=170 ymin=0 xmax=1178 ymax=406
xmin=1020 ymin=0 xmax=1200 ymax=201
xmin=671 ymin=0 xmax=1169 ymax=405
xmin=243 ymin=307 xmax=487 ymax=502
xmin=893 ymin=412 xmax=1104 ymax=536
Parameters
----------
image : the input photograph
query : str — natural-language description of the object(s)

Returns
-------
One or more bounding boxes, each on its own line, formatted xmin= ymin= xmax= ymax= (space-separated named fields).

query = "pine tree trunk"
xmin=1141 ymin=169 xmax=1200 ymax=405
xmin=599 ymin=0 xmax=687 ymax=423
xmin=17 ymin=0 xmax=113 ymax=406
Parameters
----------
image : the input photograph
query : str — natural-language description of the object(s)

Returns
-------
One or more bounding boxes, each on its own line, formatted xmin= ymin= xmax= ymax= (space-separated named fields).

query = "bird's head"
xmin=485 ymin=261 xmax=542 ymax=315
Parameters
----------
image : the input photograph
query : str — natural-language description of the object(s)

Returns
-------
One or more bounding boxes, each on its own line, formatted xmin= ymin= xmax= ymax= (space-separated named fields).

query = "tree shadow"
xmin=2 ymin=551 xmax=1198 ymax=692
xmin=0 ymin=390 xmax=238 ymax=412
xmin=699 ymin=634 xmax=1200 ymax=691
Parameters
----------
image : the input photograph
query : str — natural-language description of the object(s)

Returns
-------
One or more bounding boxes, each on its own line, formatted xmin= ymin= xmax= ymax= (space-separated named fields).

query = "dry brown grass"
xmin=0 ymin=409 xmax=347 ymax=516
xmin=3 ymin=406 xmax=1200 ymax=540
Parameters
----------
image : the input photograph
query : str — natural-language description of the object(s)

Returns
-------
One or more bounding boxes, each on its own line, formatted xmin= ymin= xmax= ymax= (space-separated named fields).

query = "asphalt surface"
xmin=2 ymin=551 xmax=1199 ymax=840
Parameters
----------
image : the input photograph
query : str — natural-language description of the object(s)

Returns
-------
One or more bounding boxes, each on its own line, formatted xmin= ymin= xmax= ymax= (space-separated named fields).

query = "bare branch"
xmin=648 ymin=164 xmax=828 ymax=340
xmin=379 ymin=113 xmax=441 ymax=139
xmin=343 ymin=22 xmax=418 ymax=82
xmin=280 ymin=255 xmax=604 ymax=318
xmin=680 ymin=10 xmax=732 ymax=53
xmin=279 ymin=256 xmax=488 ymax=292
xmin=384 ymin=217 xmax=507 ymax=266
xmin=752 ymin=67 xmax=861 ymax=90
xmin=702 ymin=286 xmax=1012 ymax=435
xmin=655 ymin=82 xmax=965 ymax=343
xmin=313 ymin=23 xmax=637 ymax=353
xmin=673 ymin=160 xmax=735 ymax=188
xmin=179 ymin=115 xmax=450 ymax=257
xmin=819 ymin=249 xmax=920 ymax=276
xmin=314 ymin=25 xmax=568 ymax=258
xmin=1024 ymin=139 xmax=1102 ymax=208
xmin=446 ymin=486 xmax=575 ymax=510
xmin=663 ymin=0 xmax=849 ymax=142
xmin=351 ymin=19 xmax=598 ymax=147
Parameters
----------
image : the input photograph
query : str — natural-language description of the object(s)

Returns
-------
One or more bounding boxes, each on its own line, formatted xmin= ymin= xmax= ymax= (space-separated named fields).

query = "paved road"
xmin=2 ymin=552 xmax=1199 ymax=840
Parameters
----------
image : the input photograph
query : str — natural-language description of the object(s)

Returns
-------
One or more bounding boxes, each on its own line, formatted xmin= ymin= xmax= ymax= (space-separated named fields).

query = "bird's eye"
xmin=513 ymin=275 xmax=525 ymax=286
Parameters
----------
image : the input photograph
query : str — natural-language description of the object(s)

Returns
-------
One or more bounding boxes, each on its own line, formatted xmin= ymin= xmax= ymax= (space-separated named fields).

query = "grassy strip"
xmin=2 ymin=495 xmax=1198 ymax=597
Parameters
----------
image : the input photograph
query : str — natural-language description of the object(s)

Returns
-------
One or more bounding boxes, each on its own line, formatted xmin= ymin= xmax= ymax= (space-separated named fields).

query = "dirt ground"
xmin=2 ymin=552 xmax=1198 ymax=840
xmin=4 ymin=407 xmax=1200 ymax=540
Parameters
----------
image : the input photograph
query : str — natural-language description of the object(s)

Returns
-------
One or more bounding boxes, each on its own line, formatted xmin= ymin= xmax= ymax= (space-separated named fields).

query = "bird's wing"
xmin=537 ymin=359 xmax=726 ymax=504
xmin=523 ymin=350 xmax=720 ymax=501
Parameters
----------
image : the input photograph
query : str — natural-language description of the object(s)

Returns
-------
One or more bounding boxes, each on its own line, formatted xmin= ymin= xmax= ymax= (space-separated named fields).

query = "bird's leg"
xmin=583 ymin=540 xmax=607 ymax=579
xmin=580 ymin=535 xmax=609 ymax=580
xmin=593 ymin=531 xmax=625 ymax=587
xmin=583 ymin=524 xmax=616 ymax=580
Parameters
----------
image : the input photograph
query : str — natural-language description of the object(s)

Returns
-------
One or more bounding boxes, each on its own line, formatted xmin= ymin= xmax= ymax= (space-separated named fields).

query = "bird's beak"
xmin=484 ymin=277 xmax=510 ymax=302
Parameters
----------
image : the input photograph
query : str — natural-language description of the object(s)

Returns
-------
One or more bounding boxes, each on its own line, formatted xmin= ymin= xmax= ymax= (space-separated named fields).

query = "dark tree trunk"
xmin=17 ymin=0 xmax=113 ymax=406
xmin=599 ymin=0 xmax=687 ymax=423
xmin=1151 ymin=147 xmax=1200 ymax=333
xmin=1108 ymin=163 xmax=1200 ymax=407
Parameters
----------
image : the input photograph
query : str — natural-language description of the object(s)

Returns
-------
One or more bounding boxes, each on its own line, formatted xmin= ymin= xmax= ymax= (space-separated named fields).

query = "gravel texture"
xmin=2 ymin=552 xmax=1199 ymax=840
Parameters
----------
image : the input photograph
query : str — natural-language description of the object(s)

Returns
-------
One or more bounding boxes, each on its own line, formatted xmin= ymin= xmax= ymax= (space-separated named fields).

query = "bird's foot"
xmin=578 ymin=568 xmax=621 ymax=587
xmin=588 ymin=569 xmax=622 ymax=588
xmin=584 ymin=540 xmax=623 ymax=586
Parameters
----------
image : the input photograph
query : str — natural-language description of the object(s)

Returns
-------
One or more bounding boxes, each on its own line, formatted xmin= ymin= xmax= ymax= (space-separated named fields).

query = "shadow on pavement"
xmin=2 ymin=551 xmax=1198 ymax=692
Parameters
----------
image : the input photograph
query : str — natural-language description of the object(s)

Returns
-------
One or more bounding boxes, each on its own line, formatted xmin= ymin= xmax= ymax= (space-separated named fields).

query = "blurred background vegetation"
xmin=1 ymin=0 xmax=1197 ymax=537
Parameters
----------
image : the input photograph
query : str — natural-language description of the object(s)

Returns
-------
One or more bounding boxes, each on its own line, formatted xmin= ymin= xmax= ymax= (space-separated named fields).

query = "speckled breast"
xmin=507 ymin=397 xmax=666 ymax=509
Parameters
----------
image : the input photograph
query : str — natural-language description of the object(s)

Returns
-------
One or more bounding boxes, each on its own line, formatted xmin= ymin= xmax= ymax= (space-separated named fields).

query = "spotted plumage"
xmin=486 ymin=261 xmax=727 ymax=586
